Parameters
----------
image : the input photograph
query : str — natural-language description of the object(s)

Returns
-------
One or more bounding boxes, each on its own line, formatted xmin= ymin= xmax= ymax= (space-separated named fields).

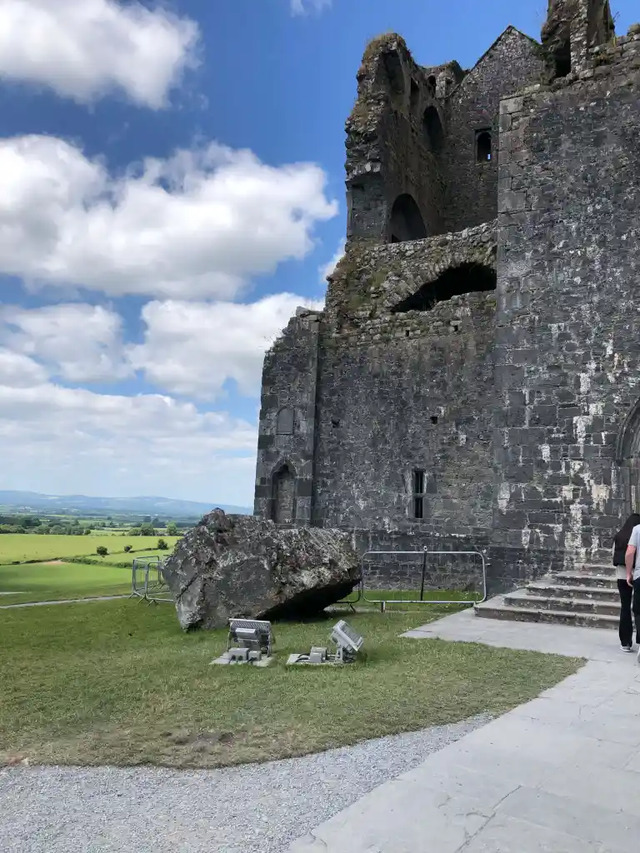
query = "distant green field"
xmin=0 ymin=534 xmax=180 ymax=564
xmin=0 ymin=562 xmax=132 ymax=604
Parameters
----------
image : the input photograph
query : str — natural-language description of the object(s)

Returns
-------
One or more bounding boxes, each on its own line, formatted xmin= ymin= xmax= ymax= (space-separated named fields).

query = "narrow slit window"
xmin=412 ymin=469 xmax=426 ymax=520
xmin=476 ymin=129 xmax=492 ymax=163
xmin=410 ymin=79 xmax=419 ymax=113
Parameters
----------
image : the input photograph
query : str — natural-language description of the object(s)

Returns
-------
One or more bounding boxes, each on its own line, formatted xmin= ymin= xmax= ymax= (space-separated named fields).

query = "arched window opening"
xmin=427 ymin=75 xmax=437 ymax=95
xmin=276 ymin=407 xmax=295 ymax=436
xmin=382 ymin=50 xmax=405 ymax=106
xmin=391 ymin=263 xmax=497 ymax=313
xmin=423 ymin=106 xmax=444 ymax=153
xmin=271 ymin=464 xmax=296 ymax=524
xmin=476 ymin=130 xmax=492 ymax=163
xmin=389 ymin=194 xmax=427 ymax=244
xmin=551 ymin=38 xmax=572 ymax=78
xmin=410 ymin=79 xmax=419 ymax=113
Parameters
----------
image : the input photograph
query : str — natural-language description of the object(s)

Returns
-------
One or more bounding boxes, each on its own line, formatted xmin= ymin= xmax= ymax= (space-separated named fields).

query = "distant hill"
xmin=0 ymin=491 xmax=252 ymax=519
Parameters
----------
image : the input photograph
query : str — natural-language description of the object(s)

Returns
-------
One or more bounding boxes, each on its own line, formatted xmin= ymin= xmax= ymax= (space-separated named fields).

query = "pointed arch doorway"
xmin=616 ymin=400 xmax=640 ymax=514
xmin=271 ymin=463 xmax=296 ymax=524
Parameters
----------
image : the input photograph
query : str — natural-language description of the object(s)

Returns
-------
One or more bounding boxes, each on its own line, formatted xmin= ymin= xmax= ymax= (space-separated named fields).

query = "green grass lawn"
xmin=337 ymin=588 xmax=482 ymax=612
xmin=0 ymin=600 xmax=581 ymax=769
xmin=0 ymin=534 xmax=180 ymax=563
xmin=0 ymin=562 xmax=132 ymax=604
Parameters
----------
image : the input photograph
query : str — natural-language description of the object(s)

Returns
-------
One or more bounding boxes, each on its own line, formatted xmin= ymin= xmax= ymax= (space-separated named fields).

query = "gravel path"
xmin=0 ymin=716 xmax=490 ymax=853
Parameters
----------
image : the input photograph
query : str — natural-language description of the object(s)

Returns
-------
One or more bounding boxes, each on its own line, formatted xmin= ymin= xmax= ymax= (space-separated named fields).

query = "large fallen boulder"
xmin=162 ymin=510 xmax=361 ymax=630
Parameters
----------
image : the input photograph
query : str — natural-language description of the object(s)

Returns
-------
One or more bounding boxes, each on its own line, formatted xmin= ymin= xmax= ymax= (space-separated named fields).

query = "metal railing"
xmin=131 ymin=556 xmax=173 ymax=604
xmin=344 ymin=547 xmax=487 ymax=612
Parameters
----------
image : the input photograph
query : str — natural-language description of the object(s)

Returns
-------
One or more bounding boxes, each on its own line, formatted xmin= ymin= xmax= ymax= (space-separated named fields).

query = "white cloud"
xmin=0 ymin=380 xmax=257 ymax=504
xmin=0 ymin=292 xmax=323 ymax=399
xmin=291 ymin=0 xmax=332 ymax=16
xmin=0 ymin=135 xmax=338 ymax=300
xmin=319 ymin=238 xmax=345 ymax=283
xmin=0 ymin=303 xmax=129 ymax=383
xmin=0 ymin=349 xmax=48 ymax=388
xmin=130 ymin=293 xmax=323 ymax=399
xmin=0 ymin=0 xmax=199 ymax=108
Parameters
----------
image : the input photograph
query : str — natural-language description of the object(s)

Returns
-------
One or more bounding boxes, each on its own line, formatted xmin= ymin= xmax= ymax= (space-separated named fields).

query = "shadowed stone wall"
xmin=345 ymin=35 xmax=450 ymax=243
xmin=345 ymin=28 xmax=543 ymax=246
xmin=254 ymin=310 xmax=321 ymax=524
xmin=445 ymin=27 xmax=545 ymax=232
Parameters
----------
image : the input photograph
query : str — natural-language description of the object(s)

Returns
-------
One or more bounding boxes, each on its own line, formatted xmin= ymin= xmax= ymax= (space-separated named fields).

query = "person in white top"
xmin=624 ymin=520 xmax=640 ymax=661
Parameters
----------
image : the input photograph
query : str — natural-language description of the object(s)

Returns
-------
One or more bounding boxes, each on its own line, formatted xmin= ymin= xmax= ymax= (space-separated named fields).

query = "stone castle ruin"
xmin=254 ymin=0 xmax=640 ymax=593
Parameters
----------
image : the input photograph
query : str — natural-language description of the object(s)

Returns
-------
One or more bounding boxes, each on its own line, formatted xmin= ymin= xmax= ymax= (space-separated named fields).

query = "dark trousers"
xmin=632 ymin=579 xmax=640 ymax=645
xmin=618 ymin=579 xmax=635 ymax=647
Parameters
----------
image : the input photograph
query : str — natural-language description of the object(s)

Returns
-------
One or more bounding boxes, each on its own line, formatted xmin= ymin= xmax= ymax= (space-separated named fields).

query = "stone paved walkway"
xmin=290 ymin=610 xmax=640 ymax=852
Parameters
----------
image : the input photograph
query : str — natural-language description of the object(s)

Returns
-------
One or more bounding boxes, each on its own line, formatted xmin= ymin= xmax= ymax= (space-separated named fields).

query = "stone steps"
xmin=526 ymin=582 xmax=618 ymax=601
xmin=476 ymin=598 xmax=619 ymax=630
xmin=475 ymin=562 xmax=624 ymax=631
xmin=504 ymin=589 xmax=619 ymax=617
xmin=554 ymin=572 xmax=617 ymax=589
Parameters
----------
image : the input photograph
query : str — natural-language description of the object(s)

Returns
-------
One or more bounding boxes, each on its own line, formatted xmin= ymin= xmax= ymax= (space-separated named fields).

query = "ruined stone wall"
xmin=313 ymin=227 xmax=498 ymax=538
xmin=346 ymin=35 xmax=454 ymax=243
xmin=445 ymin=27 xmax=545 ymax=233
xmin=311 ymin=301 xmax=496 ymax=536
xmin=542 ymin=0 xmax=616 ymax=79
xmin=492 ymin=33 xmax=640 ymax=586
xmin=253 ymin=311 xmax=321 ymax=524
xmin=253 ymin=17 xmax=640 ymax=593
xmin=345 ymin=28 xmax=544 ymax=244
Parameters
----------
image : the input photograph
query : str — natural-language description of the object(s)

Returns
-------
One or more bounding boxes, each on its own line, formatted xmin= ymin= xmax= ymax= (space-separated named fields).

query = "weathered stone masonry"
xmin=255 ymin=1 xmax=640 ymax=593
xmin=494 ymin=21 xmax=640 ymax=584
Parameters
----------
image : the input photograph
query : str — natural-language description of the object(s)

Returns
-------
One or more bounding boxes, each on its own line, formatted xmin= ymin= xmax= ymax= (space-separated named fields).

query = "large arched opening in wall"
xmin=390 ymin=262 xmax=497 ymax=313
xmin=389 ymin=193 xmax=428 ymax=243
xmin=271 ymin=463 xmax=296 ymax=524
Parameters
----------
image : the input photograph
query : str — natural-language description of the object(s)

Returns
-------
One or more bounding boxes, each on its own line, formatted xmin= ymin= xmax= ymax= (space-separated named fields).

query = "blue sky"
xmin=0 ymin=0 xmax=636 ymax=506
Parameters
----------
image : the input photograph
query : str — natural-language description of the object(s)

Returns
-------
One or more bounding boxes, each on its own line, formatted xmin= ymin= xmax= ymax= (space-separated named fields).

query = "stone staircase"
xmin=475 ymin=562 xmax=621 ymax=630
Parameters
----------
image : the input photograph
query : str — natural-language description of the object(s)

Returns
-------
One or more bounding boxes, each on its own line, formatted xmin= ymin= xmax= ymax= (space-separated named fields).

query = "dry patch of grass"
xmin=0 ymin=601 xmax=581 ymax=769
xmin=0 ymin=534 xmax=179 ymax=563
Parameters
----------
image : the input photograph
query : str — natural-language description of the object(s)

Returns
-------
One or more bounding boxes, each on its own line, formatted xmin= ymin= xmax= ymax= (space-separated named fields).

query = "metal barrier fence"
xmin=341 ymin=548 xmax=487 ymax=612
xmin=131 ymin=556 xmax=173 ymax=604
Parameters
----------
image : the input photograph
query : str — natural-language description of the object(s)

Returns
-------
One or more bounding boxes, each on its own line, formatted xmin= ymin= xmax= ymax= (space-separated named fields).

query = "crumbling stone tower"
xmin=254 ymin=1 xmax=640 ymax=591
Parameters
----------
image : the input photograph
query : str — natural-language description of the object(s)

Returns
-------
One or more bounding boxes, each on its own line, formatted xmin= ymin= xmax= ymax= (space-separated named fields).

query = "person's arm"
xmin=626 ymin=540 xmax=637 ymax=587
xmin=626 ymin=526 xmax=640 ymax=584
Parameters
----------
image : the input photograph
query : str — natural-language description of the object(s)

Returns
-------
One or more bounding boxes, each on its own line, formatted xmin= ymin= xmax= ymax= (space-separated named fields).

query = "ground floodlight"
xmin=331 ymin=620 xmax=364 ymax=653
xmin=228 ymin=618 xmax=273 ymax=656
xmin=330 ymin=620 xmax=364 ymax=663
xmin=235 ymin=626 xmax=259 ymax=642
xmin=287 ymin=619 xmax=364 ymax=666
xmin=211 ymin=618 xmax=274 ymax=666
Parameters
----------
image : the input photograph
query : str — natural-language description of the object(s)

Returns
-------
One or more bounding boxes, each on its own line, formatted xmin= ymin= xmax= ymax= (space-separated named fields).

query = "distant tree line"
xmin=0 ymin=515 xmax=184 ymax=536
xmin=0 ymin=516 xmax=92 ymax=535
